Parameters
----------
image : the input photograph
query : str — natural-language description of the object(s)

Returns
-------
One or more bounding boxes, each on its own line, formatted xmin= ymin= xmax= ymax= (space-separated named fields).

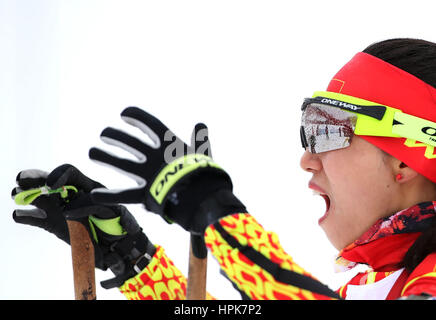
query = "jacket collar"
xmin=335 ymin=201 xmax=436 ymax=272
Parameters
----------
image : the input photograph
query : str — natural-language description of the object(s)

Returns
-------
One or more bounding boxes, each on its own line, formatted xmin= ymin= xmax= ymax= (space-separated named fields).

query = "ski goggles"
xmin=300 ymin=91 xmax=436 ymax=154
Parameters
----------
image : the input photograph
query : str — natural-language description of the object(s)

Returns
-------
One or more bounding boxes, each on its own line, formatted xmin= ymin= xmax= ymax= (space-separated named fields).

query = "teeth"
xmin=312 ymin=190 xmax=324 ymax=196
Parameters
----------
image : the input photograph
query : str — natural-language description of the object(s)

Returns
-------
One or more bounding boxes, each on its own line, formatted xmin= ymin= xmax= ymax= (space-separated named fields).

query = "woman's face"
xmin=300 ymin=136 xmax=400 ymax=250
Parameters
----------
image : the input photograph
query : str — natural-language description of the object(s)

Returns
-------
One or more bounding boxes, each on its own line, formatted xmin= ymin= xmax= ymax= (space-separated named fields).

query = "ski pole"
xmin=186 ymin=234 xmax=208 ymax=300
xmin=15 ymin=185 xmax=96 ymax=300
xmin=67 ymin=219 xmax=96 ymax=300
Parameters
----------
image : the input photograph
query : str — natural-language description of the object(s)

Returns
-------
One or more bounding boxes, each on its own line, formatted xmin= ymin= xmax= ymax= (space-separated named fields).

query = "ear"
xmin=395 ymin=161 xmax=419 ymax=183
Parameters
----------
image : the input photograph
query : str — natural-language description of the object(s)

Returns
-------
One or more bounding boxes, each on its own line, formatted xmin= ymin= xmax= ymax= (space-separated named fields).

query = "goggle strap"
xmin=393 ymin=112 xmax=436 ymax=147
xmin=308 ymin=96 xmax=387 ymax=120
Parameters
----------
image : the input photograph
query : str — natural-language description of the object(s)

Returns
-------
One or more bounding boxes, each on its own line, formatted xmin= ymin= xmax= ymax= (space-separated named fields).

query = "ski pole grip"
xmin=66 ymin=220 xmax=96 ymax=300
xmin=191 ymin=234 xmax=208 ymax=259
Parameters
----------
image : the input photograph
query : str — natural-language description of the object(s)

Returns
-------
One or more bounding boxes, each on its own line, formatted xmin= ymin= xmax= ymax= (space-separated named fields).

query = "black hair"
xmin=363 ymin=38 xmax=436 ymax=273
xmin=363 ymin=38 xmax=436 ymax=88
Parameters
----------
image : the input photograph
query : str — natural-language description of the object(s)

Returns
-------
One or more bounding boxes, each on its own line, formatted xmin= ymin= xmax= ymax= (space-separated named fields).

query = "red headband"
xmin=326 ymin=52 xmax=436 ymax=182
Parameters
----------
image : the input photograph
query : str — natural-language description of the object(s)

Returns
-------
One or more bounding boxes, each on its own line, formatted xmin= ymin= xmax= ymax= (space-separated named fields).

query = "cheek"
xmin=325 ymin=148 xmax=394 ymax=201
xmin=321 ymin=150 xmax=395 ymax=248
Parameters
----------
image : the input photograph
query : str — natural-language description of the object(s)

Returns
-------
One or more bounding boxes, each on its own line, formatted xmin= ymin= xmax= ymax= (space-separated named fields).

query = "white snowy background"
xmin=1 ymin=0 xmax=435 ymax=300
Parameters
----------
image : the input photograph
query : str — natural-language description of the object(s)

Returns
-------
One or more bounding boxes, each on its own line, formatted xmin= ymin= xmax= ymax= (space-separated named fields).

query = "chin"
xmin=320 ymin=221 xmax=347 ymax=251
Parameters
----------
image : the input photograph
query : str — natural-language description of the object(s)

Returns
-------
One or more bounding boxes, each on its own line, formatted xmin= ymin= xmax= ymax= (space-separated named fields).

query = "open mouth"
xmin=309 ymin=183 xmax=331 ymax=224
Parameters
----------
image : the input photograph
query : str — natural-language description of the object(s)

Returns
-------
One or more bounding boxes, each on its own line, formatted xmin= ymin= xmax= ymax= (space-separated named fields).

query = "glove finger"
xmin=89 ymin=147 xmax=144 ymax=174
xmin=191 ymin=122 xmax=212 ymax=158
xmin=12 ymin=186 xmax=46 ymax=206
xmin=16 ymin=169 xmax=48 ymax=189
xmin=46 ymin=164 xmax=105 ymax=191
xmin=90 ymin=186 xmax=146 ymax=205
xmin=11 ymin=186 xmax=23 ymax=200
xmin=100 ymin=127 xmax=153 ymax=162
xmin=12 ymin=186 xmax=60 ymax=208
xmin=120 ymin=106 xmax=170 ymax=148
xmin=13 ymin=208 xmax=47 ymax=226
xmin=14 ymin=208 xmax=70 ymax=244
xmin=117 ymin=205 xmax=141 ymax=234
xmin=88 ymin=147 xmax=147 ymax=186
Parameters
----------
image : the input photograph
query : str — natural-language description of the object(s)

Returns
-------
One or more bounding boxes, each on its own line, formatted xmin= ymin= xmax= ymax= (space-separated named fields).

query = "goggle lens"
xmin=301 ymin=102 xmax=357 ymax=153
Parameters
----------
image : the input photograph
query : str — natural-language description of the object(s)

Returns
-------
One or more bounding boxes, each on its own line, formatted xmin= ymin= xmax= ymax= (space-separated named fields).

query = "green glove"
xmin=12 ymin=164 xmax=156 ymax=289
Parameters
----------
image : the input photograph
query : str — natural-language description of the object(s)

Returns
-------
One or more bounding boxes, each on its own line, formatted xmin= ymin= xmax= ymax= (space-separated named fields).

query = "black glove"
xmin=89 ymin=107 xmax=246 ymax=235
xmin=12 ymin=164 xmax=156 ymax=289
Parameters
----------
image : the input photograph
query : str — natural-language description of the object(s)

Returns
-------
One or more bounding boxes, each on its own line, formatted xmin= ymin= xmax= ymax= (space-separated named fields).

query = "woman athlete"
xmin=12 ymin=38 xmax=436 ymax=300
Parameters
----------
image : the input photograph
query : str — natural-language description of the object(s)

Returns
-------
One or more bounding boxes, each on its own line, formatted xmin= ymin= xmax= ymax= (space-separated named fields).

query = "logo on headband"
xmin=422 ymin=126 xmax=436 ymax=144
xmin=404 ymin=139 xmax=436 ymax=159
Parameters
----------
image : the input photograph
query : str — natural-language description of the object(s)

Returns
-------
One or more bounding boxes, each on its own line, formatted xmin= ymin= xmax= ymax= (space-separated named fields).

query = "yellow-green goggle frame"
xmin=305 ymin=91 xmax=436 ymax=148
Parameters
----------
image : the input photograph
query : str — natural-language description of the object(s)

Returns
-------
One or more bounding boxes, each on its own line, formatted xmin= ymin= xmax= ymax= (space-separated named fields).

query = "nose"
xmin=300 ymin=149 xmax=322 ymax=173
